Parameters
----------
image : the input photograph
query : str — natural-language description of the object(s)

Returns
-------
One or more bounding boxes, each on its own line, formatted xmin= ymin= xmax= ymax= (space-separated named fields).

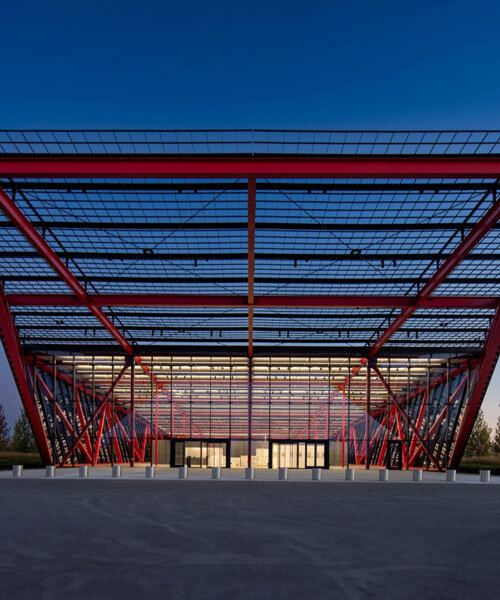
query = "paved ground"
xmin=1 ymin=475 xmax=499 ymax=599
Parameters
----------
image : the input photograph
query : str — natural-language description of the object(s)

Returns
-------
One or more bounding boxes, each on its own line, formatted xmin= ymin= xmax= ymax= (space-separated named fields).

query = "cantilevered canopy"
xmin=0 ymin=129 xmax=499 ymax=359
xmin=1 ymin=129 xmax=500 ymax=471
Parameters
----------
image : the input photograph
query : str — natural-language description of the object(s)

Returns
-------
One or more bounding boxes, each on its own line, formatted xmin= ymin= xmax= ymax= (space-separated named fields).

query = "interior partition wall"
xmin=25 ymin=352 xmax=476 ymax=470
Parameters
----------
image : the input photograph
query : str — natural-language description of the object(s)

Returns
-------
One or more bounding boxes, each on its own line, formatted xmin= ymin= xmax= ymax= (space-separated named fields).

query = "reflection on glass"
xmin=271 ymin=442 xmax=327 ymax=468
xmin=176 ymin=441 xmax=227 ymax=468
xmin=298 ymin=443 xmax=306 ymax=468
xmin=316 ymin=444 xmax=325 ymax=467
xmin=175 ymin=442 xmax=184 ymax=467
xmin=306 ymin=443 xmax=315 ymax=467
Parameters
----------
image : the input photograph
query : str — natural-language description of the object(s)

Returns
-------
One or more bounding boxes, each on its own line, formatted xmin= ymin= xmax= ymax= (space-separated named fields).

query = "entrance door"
xmin=172 ymin=440 xmax=229 ymax=468
xmin=271 ymin=442 xmax=328 ymax=469
xmin=174 ymin=442 xmax=184 ymax=467
xmin=387 ymin=440 xmax=403 ymax=470
xmin=273 ymin=443 xmax=298 ymax=468
xmin=207 ymin=442 xmax=225 ymax=467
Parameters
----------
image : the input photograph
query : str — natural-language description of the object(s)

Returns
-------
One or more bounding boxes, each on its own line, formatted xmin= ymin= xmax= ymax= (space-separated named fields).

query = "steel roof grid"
xmin=1 ymin=132 xmax=499 ymax=359
xmin=1 ymin=129 xmax=500 ymax=155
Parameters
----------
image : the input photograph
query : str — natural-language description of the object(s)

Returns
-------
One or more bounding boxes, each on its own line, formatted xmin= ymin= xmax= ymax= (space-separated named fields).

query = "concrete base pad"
xmin=1 ymin=480 xmax=499 ymax=599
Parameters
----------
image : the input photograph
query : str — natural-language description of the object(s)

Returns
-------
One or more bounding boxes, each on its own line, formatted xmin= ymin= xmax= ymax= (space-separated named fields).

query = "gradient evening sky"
xmin=1 ymin=0 xmax=500 ymax=429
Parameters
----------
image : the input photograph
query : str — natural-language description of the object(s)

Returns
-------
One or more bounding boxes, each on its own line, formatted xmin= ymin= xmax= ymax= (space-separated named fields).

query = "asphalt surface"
xmin=0 ymin=479 xmax=499 ymax=599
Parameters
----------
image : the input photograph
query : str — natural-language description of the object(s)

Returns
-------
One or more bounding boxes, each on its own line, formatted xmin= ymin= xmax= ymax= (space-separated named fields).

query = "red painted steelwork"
xmin=0 ymin=186 xmax=178 ymax=402
xmin=372 ymin=366 xmax=441 ymax=470
xmin=130 ymin=362 xmax=135 ymax=467
xmin=248 ymin=178 xmax=256 ymax=358
xmin=35 ymin=371 xmax=93 ymax=463
xmin=58 ymin=363 xmax=129 ymax=465
xmin=365 ymin=365 xmax=371 ymax=469
xmin=450 ymin=306 xmax=500 ymax=467
xmin=409 ymin=374 xmax=468 ymax=465
xmin=6 ymin=293 xmax=498 ymax=309
xmin=1 ymin=155 xmax=500 ymax=179
xmin=0 ymin=186 xmax=133 ymax=355
xmin=0 ymin=285 xmax=51 ymax=463
xmin=407 ymin=390 xmax=429 ymax=463
xmin=369 ymin=194 xmax=500 ymax=358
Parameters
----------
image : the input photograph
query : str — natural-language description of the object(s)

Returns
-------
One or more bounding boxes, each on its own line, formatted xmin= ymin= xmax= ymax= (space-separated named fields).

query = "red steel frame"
xmin=1 ymin=155 xmax=500 ymax=178
xmin=0 ymin=153 xmax=500 ymax=469
xmin=0 ymin=284 xmax=51 ymax=463
xmin=5 ymin=293 xmax=498 ymax=309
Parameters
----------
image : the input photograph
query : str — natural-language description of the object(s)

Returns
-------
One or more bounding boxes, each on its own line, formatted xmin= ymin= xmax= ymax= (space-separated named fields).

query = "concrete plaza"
xmin=1 ymin=470 xmax=499 ymax=599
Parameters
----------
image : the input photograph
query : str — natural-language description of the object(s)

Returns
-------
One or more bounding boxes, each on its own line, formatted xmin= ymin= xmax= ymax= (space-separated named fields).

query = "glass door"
xmin=316 ymin=444 xmax=325 ymax=467
xmin=174 ymin=442 xmax=184 ymax=467
xmin=207 ymin=443 xmax=225 ymax=467
xmin=172 ymin=440 xmax=229 ymax=468
xmin=186 ymin=441 xmax=201 ymax=467
xmin=387 ymin=440 xmax=403 ymax=470
xmin=306 ymin=443 xmax=316 ymax=467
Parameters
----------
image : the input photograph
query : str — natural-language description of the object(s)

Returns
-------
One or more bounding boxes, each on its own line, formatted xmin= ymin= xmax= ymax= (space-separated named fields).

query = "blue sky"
xmin=1 ymin=0 xmax=500 ymax=429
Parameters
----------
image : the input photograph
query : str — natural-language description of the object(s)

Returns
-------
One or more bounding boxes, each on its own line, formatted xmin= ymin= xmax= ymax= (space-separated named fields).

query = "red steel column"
xmin=365 ymin=363 xmax=371 ymax=470
xmin=248 ymin=178 xmax=256 ymax=358
xmin=248 ymin=356 xmax=253 ymax=468
xmin=450 ymin=306 xmax=500 ymax=467
xmin=130 ymin=360 xmax=135 ymax=467
xmin=0 ymin=285 xmax=51 ymax=463
xmin=155 ymin=384 xmax=159 ymax=465
xmin=341 ymin=386 xmax=346 ymax=468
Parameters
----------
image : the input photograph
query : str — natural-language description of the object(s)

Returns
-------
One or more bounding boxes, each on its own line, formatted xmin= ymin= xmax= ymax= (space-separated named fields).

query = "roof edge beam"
xmin=1 ymin=155 xmax=500 ymax=179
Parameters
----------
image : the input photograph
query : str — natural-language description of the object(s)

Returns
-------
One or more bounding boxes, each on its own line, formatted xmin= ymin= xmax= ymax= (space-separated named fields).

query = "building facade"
xmin=0 ymin=129 xmax=499 ymax=470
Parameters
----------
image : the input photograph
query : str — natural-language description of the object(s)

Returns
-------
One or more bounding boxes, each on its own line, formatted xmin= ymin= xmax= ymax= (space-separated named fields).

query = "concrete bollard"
xmin=45 ymin=465 xmax=55 ymax=478
xmin=79 ymin=465 xmax=88 ymax=478
xmin=279 ymin=467 xmax=288 ymax=480
xmin=112 ymin=465 xmax=122 ymax=478
xmin=312 ymin=468 xmax=322 ymax=481
xmin=446 ymin=469 xmax=456 ymax=482
xmin=346 ymin=468 xmax=355 ymax=481
xmin=379 ymin=469 xmax=389 ymax=481
xmin=480 ymin=469 xmax=491 ymax=483
xmin=145 ymin=466 xmax=155 ymax=479
xmin=212 ymin=467 xmax=221 ymax=479
xmin=179 ymin=466 xmax=188 ymax=479
xmin=245 ymin=467 xmax=255 ymax=480
xmin=12 ymin=465 xmax=23 ymax=478
xmin=413 ymin=469 xmax=423 ymax=482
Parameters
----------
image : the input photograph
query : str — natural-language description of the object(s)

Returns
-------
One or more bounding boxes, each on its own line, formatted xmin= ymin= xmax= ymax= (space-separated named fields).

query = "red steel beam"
xmin=6 ymin=293 xmax=497 ymax=309
xmin=1 ymin=155 xmax=500 ymax=179
xmin=0 ymin=285 xmax=51 ymax=463
xmin=0 ymin=186 xmax=176 ymax=400
xmin=449 ymin=306 xmax=500 ymax=467
xmin=248 ymin=178 xmax=256 ymax=358
xmin=0 ymin=186 xmax=132 ymax=354
xmin=369 ymin=194 xmax=500 ymax=358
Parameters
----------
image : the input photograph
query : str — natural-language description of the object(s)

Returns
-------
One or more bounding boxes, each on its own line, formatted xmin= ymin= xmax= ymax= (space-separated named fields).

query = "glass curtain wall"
xmin=27 ymin=353 xmax=475 ymax=470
